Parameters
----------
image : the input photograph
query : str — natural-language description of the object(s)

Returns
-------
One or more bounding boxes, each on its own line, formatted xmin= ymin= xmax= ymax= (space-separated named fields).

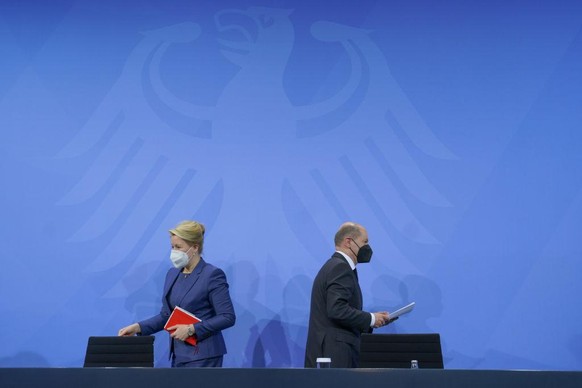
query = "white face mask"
xmin=170 ymin=246 xmax=192 ymax=269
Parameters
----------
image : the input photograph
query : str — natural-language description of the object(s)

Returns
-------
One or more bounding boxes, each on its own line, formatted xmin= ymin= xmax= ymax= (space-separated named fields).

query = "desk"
xmin=1 ymin=368 xmax=581 ymax=388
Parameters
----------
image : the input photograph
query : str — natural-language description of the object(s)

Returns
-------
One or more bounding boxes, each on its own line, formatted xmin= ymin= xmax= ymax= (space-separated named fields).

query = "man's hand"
xmin=372 ymin=312 xmax=389 ymax=328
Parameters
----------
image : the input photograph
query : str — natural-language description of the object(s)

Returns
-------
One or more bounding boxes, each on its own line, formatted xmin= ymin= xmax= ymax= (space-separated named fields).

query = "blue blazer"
xmin=138 ymin=258 xmax=236 ymax=365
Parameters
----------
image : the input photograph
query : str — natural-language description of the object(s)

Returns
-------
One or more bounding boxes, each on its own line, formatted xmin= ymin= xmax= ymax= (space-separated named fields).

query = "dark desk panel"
xmin=1 ymin=368 xmax=581 ymax=388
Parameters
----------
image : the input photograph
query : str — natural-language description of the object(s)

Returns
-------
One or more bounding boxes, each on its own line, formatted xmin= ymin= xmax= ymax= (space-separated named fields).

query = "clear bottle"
xmin=410 ymin=359 xmax=419 ymax=369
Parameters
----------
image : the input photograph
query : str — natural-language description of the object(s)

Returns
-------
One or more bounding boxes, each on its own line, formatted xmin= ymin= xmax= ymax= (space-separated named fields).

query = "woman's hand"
xmin=167 ymin=324 xmax=194 ymax=341
xmin=118 ymin=323 xmax=141 ymax=336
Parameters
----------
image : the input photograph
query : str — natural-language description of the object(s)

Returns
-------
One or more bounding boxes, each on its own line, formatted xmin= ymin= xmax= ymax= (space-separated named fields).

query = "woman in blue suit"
xmin=119 ymin=220 xmax=236 ymax=367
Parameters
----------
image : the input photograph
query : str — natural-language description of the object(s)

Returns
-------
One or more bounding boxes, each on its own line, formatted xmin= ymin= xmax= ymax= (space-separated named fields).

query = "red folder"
xmin=164 ymin=306 xmax=202 ymax=346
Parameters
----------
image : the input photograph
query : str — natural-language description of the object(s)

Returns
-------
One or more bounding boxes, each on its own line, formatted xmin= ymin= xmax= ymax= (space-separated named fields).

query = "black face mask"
xmin=350 ymin=240 xmax=373 ymax=263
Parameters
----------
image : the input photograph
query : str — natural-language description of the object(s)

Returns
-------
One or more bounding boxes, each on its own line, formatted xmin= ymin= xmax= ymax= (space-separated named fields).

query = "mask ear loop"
xmin=185 ymin=245 xmax=194 ymax=259
xmin=348 ymin=238 xmax=360 ymax=258
xmin=186 ymin=244 xmax=200 ymax=259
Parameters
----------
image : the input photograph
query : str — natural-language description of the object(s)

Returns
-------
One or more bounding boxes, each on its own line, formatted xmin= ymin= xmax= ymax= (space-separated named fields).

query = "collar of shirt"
xmin=335 ymin=250 xmax=356 ymax=271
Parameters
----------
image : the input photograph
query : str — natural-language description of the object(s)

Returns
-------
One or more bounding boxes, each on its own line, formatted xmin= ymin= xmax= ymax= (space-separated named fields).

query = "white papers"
xmin=389 ymin=302 xmax=415 ymax=319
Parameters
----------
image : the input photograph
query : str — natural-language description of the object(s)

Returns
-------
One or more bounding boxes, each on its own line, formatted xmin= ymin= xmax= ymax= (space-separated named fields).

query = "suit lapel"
xmin=164 ymin=268 xmax=181 ymax=308
xmin=332 ymin=252 xmax=363 ymax=310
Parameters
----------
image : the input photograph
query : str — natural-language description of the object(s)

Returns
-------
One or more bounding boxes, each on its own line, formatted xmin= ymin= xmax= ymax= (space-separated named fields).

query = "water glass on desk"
xmin=316 ymin=357 xmax=331 ymax=368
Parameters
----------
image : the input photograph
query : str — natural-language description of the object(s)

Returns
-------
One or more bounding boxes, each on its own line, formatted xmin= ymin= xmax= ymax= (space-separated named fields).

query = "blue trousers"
xmin=173 ymin=356 xmax=223 ymax=368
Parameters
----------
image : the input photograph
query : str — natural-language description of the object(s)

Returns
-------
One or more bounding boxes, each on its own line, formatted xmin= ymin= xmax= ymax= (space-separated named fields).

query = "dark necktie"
xmin=353 ymin=268 xmax=362 ymax=308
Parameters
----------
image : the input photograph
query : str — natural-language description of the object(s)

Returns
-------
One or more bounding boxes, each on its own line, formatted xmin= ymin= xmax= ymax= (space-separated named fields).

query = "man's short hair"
xmin=334 ymin=223 xmax=362 ymax=247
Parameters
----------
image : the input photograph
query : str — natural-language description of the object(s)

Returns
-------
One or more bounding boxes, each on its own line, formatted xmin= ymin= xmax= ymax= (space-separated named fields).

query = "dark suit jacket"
xmin=139 ymin=258 xmax=236 ymax=366
xmin=304 ymin=252 xmax=371 ymax=368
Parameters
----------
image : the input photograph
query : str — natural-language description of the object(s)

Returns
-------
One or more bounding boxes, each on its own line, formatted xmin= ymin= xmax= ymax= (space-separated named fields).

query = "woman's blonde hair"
xmin=169 ymin=220 xmax=206 ymax=253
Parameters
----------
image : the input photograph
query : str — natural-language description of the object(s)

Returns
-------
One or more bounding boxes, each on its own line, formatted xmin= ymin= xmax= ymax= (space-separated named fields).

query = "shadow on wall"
xmin=368 ymin=272 xmax=407 ymax=334
xmin=380 ymin=273 xmax=484 ymax=368
xmin=222 ymin=258 xmax=312 ymax=368
xmin=223 ymin=259 xmax=274 ymax=367
xmin=246 ymin=274 xmax=312 ymax=367
xmin=0 ymin=352 xmax=51 ymax=367
xmin=397 ymin=274 xmax=443 ymax=333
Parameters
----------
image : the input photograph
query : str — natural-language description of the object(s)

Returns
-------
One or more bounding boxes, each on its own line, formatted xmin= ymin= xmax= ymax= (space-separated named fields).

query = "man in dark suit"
xmin=305 ymin=222 xmax=390 ymax=368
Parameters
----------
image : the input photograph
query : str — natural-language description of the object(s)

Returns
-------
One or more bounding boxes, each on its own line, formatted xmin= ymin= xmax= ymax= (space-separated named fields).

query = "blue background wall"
xmin=1 ymin=0 xmax=581 ymax=369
